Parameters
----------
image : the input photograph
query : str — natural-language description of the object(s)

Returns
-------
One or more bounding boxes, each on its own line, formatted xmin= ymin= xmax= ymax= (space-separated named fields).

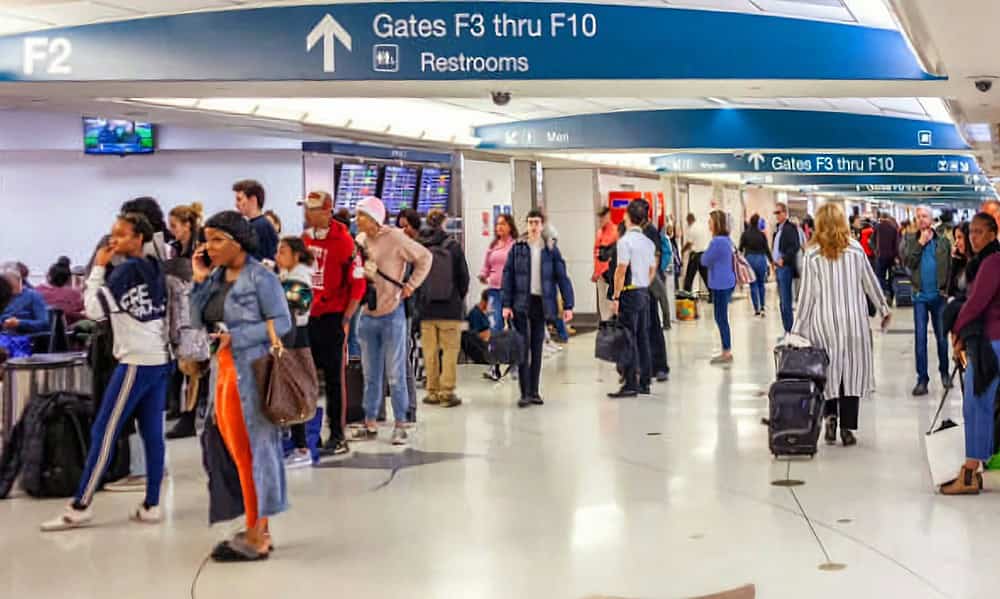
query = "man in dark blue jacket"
xmin=0 ymin=265 xmax=49 ymax=335
xmin=502 ymin=210 xmax=575 ymax=408
xmin=233 ymin=179 xmax=278 ymax=263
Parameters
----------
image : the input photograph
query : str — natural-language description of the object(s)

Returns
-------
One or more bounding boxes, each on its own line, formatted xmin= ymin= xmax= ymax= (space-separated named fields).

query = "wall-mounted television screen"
xmin=417 ymin=167 xmax=451 ymax=213
xmin=381 ymin=165 xmax=419 ymax=214
xmin=336 ymin=163 xmax=379 ymax=211
xmin=83 ymin=117 xmax=154 ymax=155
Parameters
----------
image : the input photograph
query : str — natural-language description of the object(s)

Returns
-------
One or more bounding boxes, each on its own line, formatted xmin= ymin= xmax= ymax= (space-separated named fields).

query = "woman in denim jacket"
xmin=190 ymin=211 xmax=292 ymax=562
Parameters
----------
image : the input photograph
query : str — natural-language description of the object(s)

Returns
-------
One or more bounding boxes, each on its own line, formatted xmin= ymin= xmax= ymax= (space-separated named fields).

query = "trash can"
xmin=1 ymin=352 xmax=90 ymax=446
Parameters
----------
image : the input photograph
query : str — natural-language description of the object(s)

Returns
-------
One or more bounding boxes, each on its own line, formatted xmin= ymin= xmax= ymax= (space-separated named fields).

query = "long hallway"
xmin=0 ymin=290 xmax=988 ymax=599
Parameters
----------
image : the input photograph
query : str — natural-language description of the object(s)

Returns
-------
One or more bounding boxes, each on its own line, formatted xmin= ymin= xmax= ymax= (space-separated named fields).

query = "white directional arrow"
xmin=747 ymin=152 xmax=765 ymax=171
xmin=307 ymin=14 xmax=352 ymax=73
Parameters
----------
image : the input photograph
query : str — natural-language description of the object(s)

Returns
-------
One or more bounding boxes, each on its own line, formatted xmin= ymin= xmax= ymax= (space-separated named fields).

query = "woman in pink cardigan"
xmin=479 ymin=214 xmax=518 ymax=333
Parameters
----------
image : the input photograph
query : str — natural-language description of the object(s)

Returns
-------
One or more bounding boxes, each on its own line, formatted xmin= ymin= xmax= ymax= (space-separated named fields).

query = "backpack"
xmin=21 ymin=393 xmax=93 ymax=498
xmin=423 ymin=239 xmax=457 ymax=303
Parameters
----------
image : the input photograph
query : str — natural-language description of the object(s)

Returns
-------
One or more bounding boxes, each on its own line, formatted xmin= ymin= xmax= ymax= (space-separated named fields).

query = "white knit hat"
xmin=356 ymin=196 xmax=386 ymax=225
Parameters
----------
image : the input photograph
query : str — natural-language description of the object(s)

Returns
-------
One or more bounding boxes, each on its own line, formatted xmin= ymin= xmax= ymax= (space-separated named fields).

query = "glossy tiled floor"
xmin=2 ymin=289 xmax=996 ymax=599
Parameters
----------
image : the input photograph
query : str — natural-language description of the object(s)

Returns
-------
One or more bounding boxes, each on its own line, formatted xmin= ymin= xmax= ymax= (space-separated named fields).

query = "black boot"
xmin=824 ymin=416 xmax=837 ymax=445
xmin=166 ymin=411 xmax=196 ymax=439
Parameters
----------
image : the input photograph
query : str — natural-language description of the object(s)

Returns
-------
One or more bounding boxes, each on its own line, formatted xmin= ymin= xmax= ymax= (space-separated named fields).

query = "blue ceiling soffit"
xmin=0 ymin=2 xmax=941 ymax=82
xmin=475 ymin=110 xmax=969 ymax=151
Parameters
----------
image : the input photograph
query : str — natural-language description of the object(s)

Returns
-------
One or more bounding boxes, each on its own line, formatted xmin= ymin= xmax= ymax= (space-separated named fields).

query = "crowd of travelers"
xmin=2 ymin=182 xmax=999 ymax=563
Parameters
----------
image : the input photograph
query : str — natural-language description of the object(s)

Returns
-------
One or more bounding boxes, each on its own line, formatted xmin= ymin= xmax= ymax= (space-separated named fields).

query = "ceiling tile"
xmin=0 ymin=12 xmax=51 ymax=34
xmin=664 ymin=0 xmax=757 ymax=11
xmin=869 ymin=97 xmax=926 ymax=115
xmin=750 ymin=0 xmax=853 ymax=22
xmin=5 ymin=1 xmax=138 ymax=26
xmin=100 ymin=0 xmax=239 ymax=14
xmin=778 ymin=97 xmax=836 ymax=111
xmin=825 ymin=97 xmax=881 ymax=114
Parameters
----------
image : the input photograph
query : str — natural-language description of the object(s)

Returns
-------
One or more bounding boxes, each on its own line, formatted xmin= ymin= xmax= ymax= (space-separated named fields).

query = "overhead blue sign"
xmin=302 ymin=141 xmax=452 ymax=163
xmin=0 ymin=2 xmax=939 ymax=82
xmin=652 ymin=151 xmax=979 ymax=174
xmin=743 ymin=174 xmax=987 ymax=186
xmin=475 ymin=110 xmax=968 ymax=151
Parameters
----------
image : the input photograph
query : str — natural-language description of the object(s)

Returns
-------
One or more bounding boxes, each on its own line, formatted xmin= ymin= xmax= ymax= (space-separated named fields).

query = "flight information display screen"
xmin=381 ymin=165 xmax=419 ymax=214
xmin=336 ymin=163 xmax=379 ymax=211
xmin=417 ymin=168 xmax=451 ymax=213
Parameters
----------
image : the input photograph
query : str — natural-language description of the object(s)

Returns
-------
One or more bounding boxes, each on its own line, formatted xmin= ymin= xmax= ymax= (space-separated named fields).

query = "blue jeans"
xmin=359 ymin=305 xmax=410 ymax=424
xmin=75 ymin=363 xmax=170 ymax=507
xmin=712 ymin=288 xmax=734 ymax=351
xmin=776 ymin=266 xmax=795 ymax=334
xmin=552 ymin=318 xmax=569 ymax=342
xmin=964 ymin=341 xmax=1000 ymax=461
xmin=914 ymin=296 xmax=949 ymax=384
xmin=347 ymin=310 xmax=362 ymax=359
xmin=746 ymin=254 xmax=769 ymax=313
xmin=486 ymin=288 xmax=504 ymax=333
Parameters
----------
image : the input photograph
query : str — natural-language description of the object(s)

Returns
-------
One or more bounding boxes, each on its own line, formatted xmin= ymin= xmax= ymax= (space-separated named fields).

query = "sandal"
xmin=211 ymin=540 xmax=269 ymax=562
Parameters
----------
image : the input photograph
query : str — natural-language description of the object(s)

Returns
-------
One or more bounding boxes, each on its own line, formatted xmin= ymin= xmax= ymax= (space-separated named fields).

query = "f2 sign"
xmin=23 ymin=37 xmax=72 ymax=75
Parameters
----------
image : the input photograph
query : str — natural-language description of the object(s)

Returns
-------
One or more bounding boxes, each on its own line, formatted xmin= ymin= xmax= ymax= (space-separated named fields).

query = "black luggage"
xmin=768 ymin=379 xmax=824 ymax=458
xmin=595 ymin=318 xmax=633 ymax=365
xmin=486 ymin=324 xmax=525 ymax=367
xmin=892 ymin=267 xmax=914 ymax=307
xmin=774 ymin=346 xmax=830 ymax=384
xmin=344 ymin=358 xmax=366 ymax=425
xmin=24 ymin=392 xmax=92 ymax=498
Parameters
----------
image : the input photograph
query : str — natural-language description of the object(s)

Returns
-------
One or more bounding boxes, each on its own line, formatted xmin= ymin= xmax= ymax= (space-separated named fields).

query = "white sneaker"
xmin=391 ymin=427 xmax=408 ymax=446
xmin=41 ymin=503 xmax=93 ymax=532
xmin=105 ymin=475 xmax=146 ymax=493
xmin=284 ymin=449 xmax=313 ymax=469
xmin=129 ymin=503 xmax=162 ymax=524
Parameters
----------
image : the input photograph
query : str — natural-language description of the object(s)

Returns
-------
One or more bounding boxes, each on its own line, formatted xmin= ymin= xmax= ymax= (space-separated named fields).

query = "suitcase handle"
xmin=927 ymin=362 xmax=963 ymax=435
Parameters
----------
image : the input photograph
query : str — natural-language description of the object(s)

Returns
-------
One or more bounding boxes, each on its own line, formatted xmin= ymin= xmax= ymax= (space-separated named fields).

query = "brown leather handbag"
xmin=252 ymin=320 xmax=319 ymax=426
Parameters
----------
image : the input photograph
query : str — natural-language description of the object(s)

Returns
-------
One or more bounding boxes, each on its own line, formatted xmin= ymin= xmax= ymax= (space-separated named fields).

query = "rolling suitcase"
xmin=892 ymin=267 xmax=914 ymax=307
xmin=768 ymin=379 xmax=824 ymax=458
xmin=343 ymin=358 xmax=386 ymax=426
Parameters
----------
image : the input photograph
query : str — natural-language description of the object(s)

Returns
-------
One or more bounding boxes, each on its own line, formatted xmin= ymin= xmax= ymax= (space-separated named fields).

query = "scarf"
xmin=965 ymin=239 xmax=1000 ymax=284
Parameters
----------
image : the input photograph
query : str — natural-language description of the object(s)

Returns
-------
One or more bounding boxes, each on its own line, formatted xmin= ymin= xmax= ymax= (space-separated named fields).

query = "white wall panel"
xmin=543 ymin=168 xmax=597 ymax=314
xmin=461 ymin=158 xmax=513 ymax=309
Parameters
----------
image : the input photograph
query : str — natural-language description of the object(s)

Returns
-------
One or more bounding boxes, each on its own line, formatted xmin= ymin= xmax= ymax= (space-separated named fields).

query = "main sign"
xmin=0 ymin=2 xmax=939 ymax=82
xmin=653 ymin=152 xmax=981 ymax=174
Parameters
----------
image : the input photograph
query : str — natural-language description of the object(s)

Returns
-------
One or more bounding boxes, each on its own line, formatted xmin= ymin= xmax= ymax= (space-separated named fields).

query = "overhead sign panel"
xmin=743 ymin=174 xmax=988 ymax=186
xmin=0 ymin=2 xmax=939 ymax=82
xmin=653 ymin=151 xmax=980 ymax=174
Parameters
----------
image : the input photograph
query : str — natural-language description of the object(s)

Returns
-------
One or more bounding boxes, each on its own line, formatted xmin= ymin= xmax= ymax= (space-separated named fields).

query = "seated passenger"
xmin=37 ymin=257 xmax=85 ymax=325
xmin=0 ymin=264 xmax=49 ymax=335
xmin=462 ymin=290 xmax=492 ymax=365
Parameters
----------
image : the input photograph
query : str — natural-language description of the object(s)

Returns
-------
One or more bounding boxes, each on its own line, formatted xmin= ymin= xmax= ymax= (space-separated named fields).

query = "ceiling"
xmin=0 ymin=0 xmax=897 ymax=35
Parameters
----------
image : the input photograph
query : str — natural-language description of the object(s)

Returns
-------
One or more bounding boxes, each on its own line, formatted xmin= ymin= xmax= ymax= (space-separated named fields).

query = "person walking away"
xmin=772 ymin=202 xmax=802 ymax=338
xmin=41 ymin=212 xmax=171 ymax=531
xmin=682 ymin=213 xmax=710 ymax=294
xmin=948 ymin=221 xmax=971 ymax=300
xmin=479 ymin=213 xmax=517 ymax=380
xmin=462 ymin=290 xmax=492 ymax=364
xmin=233 ymin=179 xmax=278 ymax=263
xmin=859 ymin=218 xmax=876 ymax=272
xmin=943 ymin=212 xmax=1000 ymax=494
xmin=417 ymin=210 xmax=470 ymax=408
xmin=700 ymin=211 xmax=738 ymax=365
xmin=739 ymin=214 xmax=771 ymax=317
xmin=873 ymin=212 xmax=900 ymax=304
xmin=658 ymin=223 xmax=677 ymax=329
xmin=903 ymin=206 xmax=952 ymax=397
xmin=301 ymin=191 xmax=365 ymax=456
xmin=607 ymin=201 xmax=657 ymax=398
xmin=502 ymin=209 xmax=575 ymax=408
xmin=593 ymin=207 xmax=619 ymax=322
xmin=276 ymin=237 xmax=316 ymax=469
xmin=791 ymin=203 xmax=891 ymax=447
xmin=190 ymin=211 xmax=292 ymax=561
xmin=354 ymin=196 xmax=431 ymax=445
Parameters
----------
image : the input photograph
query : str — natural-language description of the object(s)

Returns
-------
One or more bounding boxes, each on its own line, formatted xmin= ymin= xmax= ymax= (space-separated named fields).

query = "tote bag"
xmin=925 ymin=364 xmax=967 ymax=490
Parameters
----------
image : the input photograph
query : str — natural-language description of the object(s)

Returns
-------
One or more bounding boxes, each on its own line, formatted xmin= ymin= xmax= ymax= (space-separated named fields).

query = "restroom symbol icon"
xmin=374 ymin=44 xmax=399 ymax=72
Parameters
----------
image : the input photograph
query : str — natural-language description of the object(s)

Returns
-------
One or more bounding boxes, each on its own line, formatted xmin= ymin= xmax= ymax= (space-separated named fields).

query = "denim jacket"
xmin=191 ymin=258 xmax=292 ymax=519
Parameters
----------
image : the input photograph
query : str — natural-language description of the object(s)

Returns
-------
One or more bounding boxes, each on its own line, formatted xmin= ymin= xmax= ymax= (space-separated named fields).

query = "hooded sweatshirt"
xmin=85 ymin=257 xmax=168 ymax=365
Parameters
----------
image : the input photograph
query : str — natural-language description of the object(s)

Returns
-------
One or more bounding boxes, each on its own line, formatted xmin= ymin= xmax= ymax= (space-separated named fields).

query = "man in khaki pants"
xmin=417 ymin=210 xmax=470 ymax=408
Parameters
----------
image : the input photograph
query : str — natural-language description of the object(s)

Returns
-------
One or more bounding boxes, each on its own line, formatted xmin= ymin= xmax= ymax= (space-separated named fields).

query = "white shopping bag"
xmin=926 ymin=420 xmax=966 ymax=489
xmin=924 ymin=363 xmax=966 ymax=491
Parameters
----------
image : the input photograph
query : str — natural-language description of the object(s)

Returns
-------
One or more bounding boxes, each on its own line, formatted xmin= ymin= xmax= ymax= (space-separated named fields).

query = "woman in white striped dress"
xmin=792 ymin=203 xmax=892 ymax=447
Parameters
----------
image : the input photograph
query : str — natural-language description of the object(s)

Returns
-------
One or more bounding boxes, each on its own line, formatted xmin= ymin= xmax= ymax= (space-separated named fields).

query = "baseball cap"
xmin=298 ymin=190 xmax=332 ymax=210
